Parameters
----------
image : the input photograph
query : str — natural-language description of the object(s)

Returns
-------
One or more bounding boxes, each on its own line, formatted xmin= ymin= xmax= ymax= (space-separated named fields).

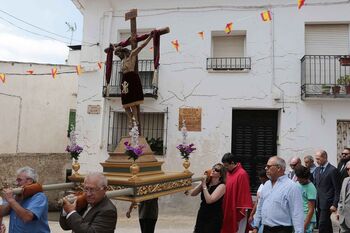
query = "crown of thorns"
xmin=114 ymin=46 xmax=130 ymax=54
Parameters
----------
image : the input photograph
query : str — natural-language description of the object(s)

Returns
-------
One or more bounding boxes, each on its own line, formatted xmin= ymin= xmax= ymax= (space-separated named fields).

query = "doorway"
xmin=232 ymin=110 xmax=278 ymax=193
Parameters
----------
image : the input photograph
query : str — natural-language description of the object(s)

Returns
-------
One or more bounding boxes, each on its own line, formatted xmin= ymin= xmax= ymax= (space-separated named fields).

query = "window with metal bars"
xmin=107 ymin=110 xmax=167 ymax=155
xmin=103 ymin=60 xmax=157 ymax=98
xmin=207 ymin=33 xmax=251 ymax=70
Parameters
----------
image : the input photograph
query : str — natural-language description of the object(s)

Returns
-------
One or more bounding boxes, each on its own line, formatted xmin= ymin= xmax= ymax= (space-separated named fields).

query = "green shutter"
xmin=67 ymin=110 xmax=76 ymax=137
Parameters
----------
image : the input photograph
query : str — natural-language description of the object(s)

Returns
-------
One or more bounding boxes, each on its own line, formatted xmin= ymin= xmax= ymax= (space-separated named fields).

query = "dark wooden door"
xmin=232 ymin=110 xmax=278 ymax=194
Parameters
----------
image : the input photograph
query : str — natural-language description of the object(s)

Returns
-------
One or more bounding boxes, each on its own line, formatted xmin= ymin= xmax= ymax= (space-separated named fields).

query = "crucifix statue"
xmin=105 ymin=9 xmax=169 ymax=135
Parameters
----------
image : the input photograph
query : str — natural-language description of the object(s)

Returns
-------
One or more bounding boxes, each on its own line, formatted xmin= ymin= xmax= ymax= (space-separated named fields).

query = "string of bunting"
xmin=0 ymin=0 xmax=306 ymax=82
xmin=170 ymin=1 xmax=305 ymax=52
xmin=0 ymin=62 xmax=103 ymax=84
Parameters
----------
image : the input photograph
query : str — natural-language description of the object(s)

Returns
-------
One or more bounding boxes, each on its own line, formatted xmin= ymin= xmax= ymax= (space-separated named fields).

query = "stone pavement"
xmin=2 ymin=212 xmax=340 ymax=233
xmin=2 ymin=213 xmax=197 ymax=233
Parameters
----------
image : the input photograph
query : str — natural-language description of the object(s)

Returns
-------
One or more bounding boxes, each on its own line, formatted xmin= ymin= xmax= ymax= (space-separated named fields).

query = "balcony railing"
xmin=301 ymin=55 xmax=350 ymax=99
xmin=206 ymin=57 xmax=251 ymax=70
xmin=107 ymin=109 xmax=168 ymax=154
xmin=103 ymin=60 xmax=157 ymax=98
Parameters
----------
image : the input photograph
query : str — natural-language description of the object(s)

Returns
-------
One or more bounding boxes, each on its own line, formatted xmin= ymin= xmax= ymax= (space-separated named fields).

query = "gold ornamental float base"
xmin=69 ymin=136 xmax=193 ymax=203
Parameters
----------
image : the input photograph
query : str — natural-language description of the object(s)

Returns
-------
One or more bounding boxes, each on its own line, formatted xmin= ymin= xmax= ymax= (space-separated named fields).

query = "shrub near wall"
xmin=0 ymin=153 xmax=71 ymax=210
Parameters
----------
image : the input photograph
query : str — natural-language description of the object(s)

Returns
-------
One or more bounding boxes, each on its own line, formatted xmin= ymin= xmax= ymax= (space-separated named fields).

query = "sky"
xmin=0 ymin=0 xmax=83 ymax=64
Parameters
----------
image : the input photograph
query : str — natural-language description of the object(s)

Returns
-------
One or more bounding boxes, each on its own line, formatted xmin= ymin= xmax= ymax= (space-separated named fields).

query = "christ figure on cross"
xmin=114 ymin=34 xmax=153 ymax=132
xmin=105 ymin=9 xmax=169 ymax=135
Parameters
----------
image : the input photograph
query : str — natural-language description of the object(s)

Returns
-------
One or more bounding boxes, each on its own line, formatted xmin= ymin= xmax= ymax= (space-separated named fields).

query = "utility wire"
xmin=0 ymin=9 xmax=81 ymax=43
xmin=0 ymin=16 xmax=71 ymax=44
xmin=0 ymin=8 xmax=96 ymax=46
xmin=4 ymin=71 xmax=79 ymax=76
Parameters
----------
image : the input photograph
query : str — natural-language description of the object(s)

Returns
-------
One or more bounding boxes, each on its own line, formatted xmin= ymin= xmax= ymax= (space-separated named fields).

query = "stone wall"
xmin=0 ymin=153 xmax=71 ymax=210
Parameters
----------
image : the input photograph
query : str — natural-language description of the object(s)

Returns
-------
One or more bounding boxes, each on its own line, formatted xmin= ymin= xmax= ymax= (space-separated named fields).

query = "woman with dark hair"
xmin=188 ymin=163 xmax=226 ymax=233
xmin=295 ymin=165 xmax=317 ymax=233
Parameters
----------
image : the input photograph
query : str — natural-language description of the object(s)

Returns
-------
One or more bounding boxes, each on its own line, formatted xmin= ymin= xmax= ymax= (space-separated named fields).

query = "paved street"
xmin=2 ymin=213 xmax=197 ymax=233
xmin=2 ymin=211 xmax=341 ymax=233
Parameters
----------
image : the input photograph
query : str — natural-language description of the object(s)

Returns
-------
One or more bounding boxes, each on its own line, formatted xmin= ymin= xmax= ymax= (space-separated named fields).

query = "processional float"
xmin=6 ymin=9 xmax=203 ymax=205
xmin=8 ymin=119 xmax=200 ymax=205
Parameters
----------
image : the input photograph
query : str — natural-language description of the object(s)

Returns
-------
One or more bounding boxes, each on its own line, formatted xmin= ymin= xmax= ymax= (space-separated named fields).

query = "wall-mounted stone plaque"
xmin=87 ymin=105 xmax=101 ymax=114
xmin=179 ymin=108 xmax=201 ymax=132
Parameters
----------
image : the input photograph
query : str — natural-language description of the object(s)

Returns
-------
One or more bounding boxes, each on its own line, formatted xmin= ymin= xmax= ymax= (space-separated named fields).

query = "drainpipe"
xmin=0 ymin=93 xmax=22 ymax=153
xmin=99 ymin=9 xmax=113 ymax=149
xmin=270 ymin=9 xmax=285 ymax=113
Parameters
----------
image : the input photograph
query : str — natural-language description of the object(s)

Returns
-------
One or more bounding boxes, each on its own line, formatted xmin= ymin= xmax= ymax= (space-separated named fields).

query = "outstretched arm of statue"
xmin=130 ymin=33 xmax=153 ymax=57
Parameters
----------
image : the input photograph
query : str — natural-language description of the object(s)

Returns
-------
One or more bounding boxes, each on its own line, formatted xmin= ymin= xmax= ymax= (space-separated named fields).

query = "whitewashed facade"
xmin=0 ymin=61 xmax=78 ymax=153
xmin=72 ymin=0 xmax=350 ymax=213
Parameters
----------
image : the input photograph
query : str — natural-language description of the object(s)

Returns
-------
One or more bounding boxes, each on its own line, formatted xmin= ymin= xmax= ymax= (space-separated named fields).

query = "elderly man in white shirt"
xmin=253 ymin=156 xmax=304 ymax=233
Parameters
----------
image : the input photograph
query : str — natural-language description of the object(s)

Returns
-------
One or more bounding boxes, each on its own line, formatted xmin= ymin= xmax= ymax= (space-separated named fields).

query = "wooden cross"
xmin=124 ymin=9 xmax=170 ymax=72
xmin=125 ymin=9 xmax=138 ymax=51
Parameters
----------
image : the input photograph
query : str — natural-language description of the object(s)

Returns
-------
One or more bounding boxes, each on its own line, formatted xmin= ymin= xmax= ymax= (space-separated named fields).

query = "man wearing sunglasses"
xmin=59 ymin=172 xmax=117 ymax=233
xmin=287 ymin=157 xmax=301 ymax=182
xmin=338 ymin=160 xmax=350 ymax=233
xmin=1 ymin=166 xmax=50 ymax=233
xmin=252 ymin=156 xmax=304 ymax=233
xmin=337 ymin=148 xmax=350 ymax=185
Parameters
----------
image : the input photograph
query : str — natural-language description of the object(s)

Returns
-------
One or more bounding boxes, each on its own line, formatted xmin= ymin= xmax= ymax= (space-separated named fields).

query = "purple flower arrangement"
xmin=66 ymin=130 xmax=83 ymax=160
xmin=124 ymin=141 xmax=145 ymax=161
xmin=176 ymin=143 xmax=196 ymax=160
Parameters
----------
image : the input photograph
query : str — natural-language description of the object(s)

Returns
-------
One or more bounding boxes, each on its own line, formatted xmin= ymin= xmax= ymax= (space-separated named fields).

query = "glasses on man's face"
xmin=342 ymin=153 xmax=350 ymax=155
xmin=265 ymin=164 xmax=279 ymax=169
xmin=290 ymin=163 xmax=297 ymax=167
xmin=16 ymin=177 xmax=31 ymax=183
xmin=346 ymin=168 xmax=350 ymax=171
xmin=83 ymin=187 xmax=104 ymax=194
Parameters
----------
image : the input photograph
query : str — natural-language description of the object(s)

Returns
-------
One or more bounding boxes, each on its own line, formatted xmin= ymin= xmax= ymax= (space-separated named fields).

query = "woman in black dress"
xmin=190 ymin=163 xmax=226 ymax=233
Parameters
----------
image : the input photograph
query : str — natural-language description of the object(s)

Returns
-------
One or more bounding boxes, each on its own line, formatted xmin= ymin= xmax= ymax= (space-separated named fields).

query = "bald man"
xmin=314 ymin=150 xmax=340 ymax=233
xmin=288 ymin=157 xmax=302 ymax=182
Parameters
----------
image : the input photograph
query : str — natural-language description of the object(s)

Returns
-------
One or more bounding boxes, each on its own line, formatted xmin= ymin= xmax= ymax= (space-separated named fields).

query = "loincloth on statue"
xmin=120 ymin=71 xmax=144 ymax=108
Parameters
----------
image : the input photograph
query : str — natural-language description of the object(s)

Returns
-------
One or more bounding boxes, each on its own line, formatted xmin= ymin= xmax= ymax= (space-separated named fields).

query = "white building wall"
xmin=74 ymin=0 xmax=350 ymax=213
xmin=67 ymin=49 xmax=81 ymax=65
xmin=0 ymin=61 xmax=78 ymax=153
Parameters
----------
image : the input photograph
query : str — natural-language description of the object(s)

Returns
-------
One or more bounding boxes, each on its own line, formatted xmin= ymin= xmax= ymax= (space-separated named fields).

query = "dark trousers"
xmin=318 ymin=209 xmax=333 ymax=233
xmin=139 ymin=219 xmax=157 ymax=233
xmin=263 ymin=225 xmax=293 ymax=233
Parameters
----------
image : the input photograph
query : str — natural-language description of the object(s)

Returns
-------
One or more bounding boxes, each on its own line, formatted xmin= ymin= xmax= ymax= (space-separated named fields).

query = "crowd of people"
xmin=0 ymin=147 xmax=349 ymax=233
xmin=188 ymin=148 xmax=350 ymax=233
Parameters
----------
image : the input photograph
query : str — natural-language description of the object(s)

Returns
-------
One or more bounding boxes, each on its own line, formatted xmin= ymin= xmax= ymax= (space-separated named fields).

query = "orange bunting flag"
xmin=0 ymin=73 xmax=5 ymax=83
xmin=51 ymin=68 xmax=57 ymax=79
xmin=97 ymin=62 xmax=103 ymax=70
xmin=261 ymin=11 xmax=272 ymax=22
xmin=76 ymin=65 xmax=82 ymax=75
xmin=225 ymin=22 xmax=233 ymax=34
xmin=149 ymin=47 xmax=154 ymax=51
xmin=26 ymin=70 xmax=34 ymax=75
xmin=198 ymin=31 xmax=204 ymax=40
xmin=171 ymin=40 xmax=180 ymax=52
xmin=298 ymin=0 xmax=305 ymax=9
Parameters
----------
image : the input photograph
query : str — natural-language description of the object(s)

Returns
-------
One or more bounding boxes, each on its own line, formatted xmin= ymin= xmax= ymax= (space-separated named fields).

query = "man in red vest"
xmin=221 ymin=153 xmax=253 ymax=233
